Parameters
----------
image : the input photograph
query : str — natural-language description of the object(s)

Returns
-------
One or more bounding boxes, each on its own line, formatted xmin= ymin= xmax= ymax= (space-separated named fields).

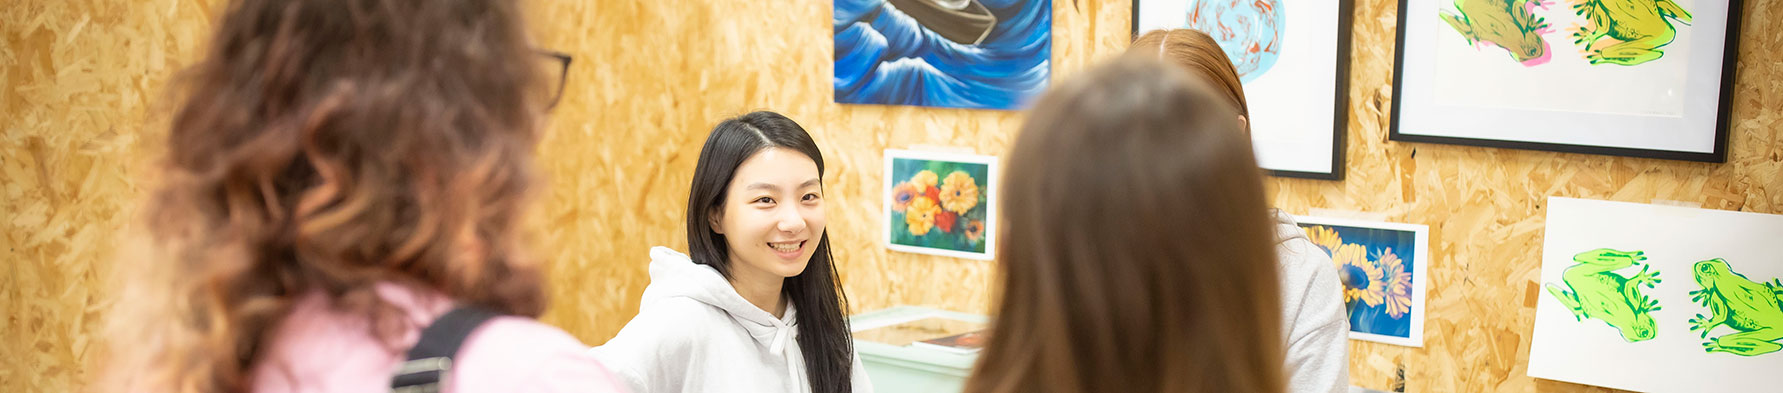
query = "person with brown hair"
xmin=1129 ymin=28 xmax=1350 ymax=393
xmin=101 ymin=0 xmax=622 ymax=392
xmin=962 ymin=56 xmax=1286 ymax=393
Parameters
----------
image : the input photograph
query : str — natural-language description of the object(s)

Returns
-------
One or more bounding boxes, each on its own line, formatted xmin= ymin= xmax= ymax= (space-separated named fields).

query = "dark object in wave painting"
xmin=887 ymin=0 xmax=997 ymax=45
xmin=834 ymin=0 xmax=1051 ymax=110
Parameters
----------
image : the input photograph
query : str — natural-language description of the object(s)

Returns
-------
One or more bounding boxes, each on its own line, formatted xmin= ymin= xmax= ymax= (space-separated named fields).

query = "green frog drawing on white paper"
xmin=1545 ymin=248 xmax=1662 ymax=342
xmin=1687 ymin=258 xmax=1783 ymax=356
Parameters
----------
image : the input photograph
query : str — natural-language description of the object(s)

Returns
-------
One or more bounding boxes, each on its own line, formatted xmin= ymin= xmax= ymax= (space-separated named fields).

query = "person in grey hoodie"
xmin=591 ymin=111 xmax=872 ymax=393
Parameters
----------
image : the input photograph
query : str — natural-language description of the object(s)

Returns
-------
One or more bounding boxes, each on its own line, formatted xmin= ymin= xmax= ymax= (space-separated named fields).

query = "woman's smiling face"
xmin=711 ymin=147 xmax=826 ymax=281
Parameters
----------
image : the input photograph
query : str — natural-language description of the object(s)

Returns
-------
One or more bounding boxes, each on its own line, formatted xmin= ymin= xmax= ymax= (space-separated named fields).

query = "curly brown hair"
xmin=104 ymin=0 xmax=552 ymax=391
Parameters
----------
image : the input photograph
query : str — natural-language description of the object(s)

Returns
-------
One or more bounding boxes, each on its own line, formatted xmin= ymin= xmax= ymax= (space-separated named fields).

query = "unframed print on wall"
xmin=884 ymin=149 xmax=997 ymax=260
xmin=1294 ymin=215 xmax=1429 ymax=347
xmin=1529 ymin=197 xmax=1783 ymax=392
xmin=1132 ymin=0 xmax=1352 ymax=179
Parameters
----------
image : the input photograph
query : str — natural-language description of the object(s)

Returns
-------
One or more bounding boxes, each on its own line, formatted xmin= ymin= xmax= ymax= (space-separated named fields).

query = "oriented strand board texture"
xmin=1 ymin=0 xmax=217 ymax=392
xmin=1295 ymin=2 xmax=1782 ymax=392
xmin=538 ymin=1 xmax=1782 ymax=393
xmin=2 ymin=1 xmax=1778 ymax=393
xmin=524 ymin=0 xmax=1137 ymax=346
xmin=543 ymin=1 xmax=1783 ymax=393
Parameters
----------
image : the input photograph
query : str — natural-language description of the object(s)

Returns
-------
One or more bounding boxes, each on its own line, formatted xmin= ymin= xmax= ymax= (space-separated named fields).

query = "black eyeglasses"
xmin=536 ymin=50 xmax=572 ymax=109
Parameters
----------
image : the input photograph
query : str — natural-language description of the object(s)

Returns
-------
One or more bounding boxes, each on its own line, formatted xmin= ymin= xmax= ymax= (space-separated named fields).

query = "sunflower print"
xmin=1307 ymin=225 xmax=1342 ymax=252
xmin=1331 ymin=243 xmax=1385 ymax=306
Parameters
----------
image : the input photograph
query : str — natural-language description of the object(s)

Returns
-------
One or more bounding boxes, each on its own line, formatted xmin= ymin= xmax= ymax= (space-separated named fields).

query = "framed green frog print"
xmin=1388 ymin=0 xmax=1743 ymax=162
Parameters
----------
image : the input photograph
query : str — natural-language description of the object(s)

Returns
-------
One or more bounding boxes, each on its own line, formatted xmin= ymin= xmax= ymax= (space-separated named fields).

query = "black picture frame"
xmin=1130 ymin=1 xmax=1353 ymax=180
xmin=1387 ymin=0 xmax=1742 ymax=163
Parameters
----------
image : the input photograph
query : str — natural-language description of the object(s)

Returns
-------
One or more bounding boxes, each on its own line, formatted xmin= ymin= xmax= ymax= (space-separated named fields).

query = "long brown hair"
xmin=1130 ymin=29 xmax=1250 ymax=119
xmin=105 ymin=0 xmax=549 ymax=392
xmin=963 ymin=57 xmax=1284 ymax=393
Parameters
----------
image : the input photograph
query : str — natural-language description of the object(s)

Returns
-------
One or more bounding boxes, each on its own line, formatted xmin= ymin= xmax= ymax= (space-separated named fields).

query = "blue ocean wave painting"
xmin=834 ymin=0 xmax=1052 ymax=110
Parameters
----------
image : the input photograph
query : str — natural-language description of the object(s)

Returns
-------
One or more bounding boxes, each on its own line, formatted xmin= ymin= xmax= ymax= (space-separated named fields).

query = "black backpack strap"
xmin=390 ymin=306 xmax=500 ymax=393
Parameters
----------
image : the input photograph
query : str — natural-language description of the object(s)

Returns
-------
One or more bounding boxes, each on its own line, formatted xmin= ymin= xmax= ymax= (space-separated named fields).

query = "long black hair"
xmin=685 ymin=111 xmax=853 ymax=392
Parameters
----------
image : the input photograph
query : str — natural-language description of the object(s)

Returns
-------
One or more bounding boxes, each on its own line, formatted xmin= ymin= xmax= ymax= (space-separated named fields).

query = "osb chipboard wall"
xmin=1303 ymin=2 xmax=1780 ymax=391
xmin=2 ymin=1 xmax=1778 ymax=392
xmin=525 ymin=0 xmax=1135 ymax=353
xmin=547 ymin=2 xmax=1780 ymax=391
xmin=2 ymin=0 xmax=219 ymax=392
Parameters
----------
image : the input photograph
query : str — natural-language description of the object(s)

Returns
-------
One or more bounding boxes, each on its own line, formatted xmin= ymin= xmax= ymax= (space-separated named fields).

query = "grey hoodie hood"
xmin=1273 ymin=209 xmax=1313 ymax=246
xmin=590 ymin=247 xmax=874 ymax=393
xmin=639 ymin=246 xmax=800 ymax=353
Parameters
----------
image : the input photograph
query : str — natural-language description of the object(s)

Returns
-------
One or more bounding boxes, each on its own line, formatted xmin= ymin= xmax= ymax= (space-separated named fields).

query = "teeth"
xmin=770 ymin=241 xmax=801 ymax=253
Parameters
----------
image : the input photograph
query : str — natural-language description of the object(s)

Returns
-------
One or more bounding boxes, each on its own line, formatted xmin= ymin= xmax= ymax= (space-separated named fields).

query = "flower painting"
xmin=885 ymin=150 xmax=997 ymax=260
xmin=1296 ymin=215 xmax=1430 ymax=347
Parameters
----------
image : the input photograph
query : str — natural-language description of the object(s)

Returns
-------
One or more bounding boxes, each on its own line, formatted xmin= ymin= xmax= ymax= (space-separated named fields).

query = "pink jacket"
xmin=250 ymin=283 xmax=627 ymax=393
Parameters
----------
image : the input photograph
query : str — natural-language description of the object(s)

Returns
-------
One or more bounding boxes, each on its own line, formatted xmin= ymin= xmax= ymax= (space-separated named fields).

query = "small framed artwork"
xmin=1294 ymin=215 xmax=1430 ymax=347
xmin=884 ymin=149 xmax=997 ymax=260
xmin=1389 ymin=0 xmax=1743 ymax=162
xmin=1132 ymin=0 xmax=1352 ymax=179
xmin=833 ymin=0 xmax=1052 ymax=110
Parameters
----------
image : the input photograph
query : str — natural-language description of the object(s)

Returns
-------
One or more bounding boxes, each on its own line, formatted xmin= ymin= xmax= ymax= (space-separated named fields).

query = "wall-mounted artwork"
xmin=834 ymin=0 xmax=1052 ymax=110
xmin=1133 ymin=0 xmax=1352 ymax=180
xmin=1390 ymin=0 xmax=1743 ymax=162
xmin=1294 ymin=215 xmax=1429 ymax=347
xmin=884 ymin=150 xmax=997 ymax=260
xmin=1530 ymin=197 xmax=1783 ymax=392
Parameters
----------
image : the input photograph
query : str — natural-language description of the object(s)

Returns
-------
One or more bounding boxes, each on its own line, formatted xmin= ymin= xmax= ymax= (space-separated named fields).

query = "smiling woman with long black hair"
xmin=591 ymin=111 xmax=871 ymax=393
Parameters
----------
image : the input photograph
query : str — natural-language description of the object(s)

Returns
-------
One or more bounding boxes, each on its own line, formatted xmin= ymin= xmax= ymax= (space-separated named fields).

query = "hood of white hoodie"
xmin=592 ymin=247 xmax=875 ymax=393
xmin=1271 ymin=209 xmax=1312 ymax=246
xmin=639 ymin=246 xmax=801 ymax=355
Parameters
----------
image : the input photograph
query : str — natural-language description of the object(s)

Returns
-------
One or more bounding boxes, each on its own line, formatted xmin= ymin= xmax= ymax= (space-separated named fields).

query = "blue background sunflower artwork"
xmin=1295 ymin=216 xmax=1430 ymax=347
xmin=833 ymin=0 xmax=1052 ymax=110
xmin=884 ymin=150 xmax=997 ymax=260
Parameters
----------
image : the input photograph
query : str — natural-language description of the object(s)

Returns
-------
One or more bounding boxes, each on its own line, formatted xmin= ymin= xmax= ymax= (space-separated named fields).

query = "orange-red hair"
xmin=1130 ymin=28 xmax=1251 ymax=120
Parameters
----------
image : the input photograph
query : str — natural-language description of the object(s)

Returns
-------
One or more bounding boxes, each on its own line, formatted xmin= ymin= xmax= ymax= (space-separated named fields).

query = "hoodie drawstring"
xmin=771 ymin=324 xmax=804 ymax=391
xmin=770 ymin=324 xmax=791 ymax=353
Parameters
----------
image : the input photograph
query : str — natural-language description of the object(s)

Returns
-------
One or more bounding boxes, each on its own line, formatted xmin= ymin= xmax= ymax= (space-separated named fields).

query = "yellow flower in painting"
xmin=909 ymin=170 xmax=939 ymax=190
xmin=906 ymin=196 xmax=940 ymax=236
xmin=938 ymin=171 xmax=980 ymax=214
xmin=1331 ymin=243 xmax=1385 ymax=307
xmin=1377 ymin=248 xmax=1414 ymax=318
xmin=1306 ymin=225 xmax=1342 ymax=252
